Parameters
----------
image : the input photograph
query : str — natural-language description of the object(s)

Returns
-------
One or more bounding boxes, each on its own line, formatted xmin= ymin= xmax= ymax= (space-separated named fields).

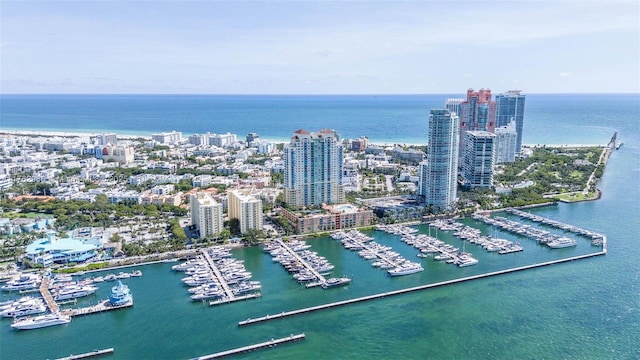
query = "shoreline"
xmin=0 ymin=129 xmax=605 ymax=148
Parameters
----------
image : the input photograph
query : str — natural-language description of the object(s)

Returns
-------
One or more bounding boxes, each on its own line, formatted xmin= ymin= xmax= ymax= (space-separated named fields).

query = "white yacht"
xmin=0 ymin=296 xmax=35 ymax=311
xmin=321 ymin=277 xmax=351 ymax=289
xmin=388 ymin=264 xmax=424 ymax=276
xmin=54 ymin=284 xmax=99 ymax=301
xmin=190 ymin=289 xmax=224 ymax=301
xmin=1 ymin=274 xmax=41 ymax=291
xmin=1 ymin=300 xmax=47 ymax=318
xmin=11 ymin=313 xmax=71 ymax=330
xmin=547 ymin=237 xmax=578 ymax=249
xmin=456 ymin=255 xmax=479 ymax=267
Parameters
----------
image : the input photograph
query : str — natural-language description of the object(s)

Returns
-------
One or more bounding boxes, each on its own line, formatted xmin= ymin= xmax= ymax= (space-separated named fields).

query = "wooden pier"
xmin=39 ymin=276 xmax=60 ymax=313
xmin=190 ymin=333 xmax=305 ymax=359
xmin=55 ymin=348 xmax=114 ymax=360
xmin=66 ymin=299 xmax=133 ymax=317
xmin=239 ymin=251 xmax=605 ymax=326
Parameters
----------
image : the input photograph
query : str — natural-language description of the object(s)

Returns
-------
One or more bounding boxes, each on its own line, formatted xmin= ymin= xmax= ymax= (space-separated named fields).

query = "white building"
xmin=190 ymin=192 xmax=224 ymax=239
xmin=418 ymin=109 xmax=460 ymax=211
xmin=99 ymin=133 xmax=118 ymax=146
xmin=463 ymin=131 xmax=496 ymax=189
xmin=227 ymin=189 xmax=263 ymax=234
xmin=494 ymin=120 xmax=518 ymax=163
xmin=283 ymin=129 xmax=344 ymax=208
xmin=208 ymin=133 xmax=237 ymax=148
xmin=152 ymin=131 xmax=182 ymax=144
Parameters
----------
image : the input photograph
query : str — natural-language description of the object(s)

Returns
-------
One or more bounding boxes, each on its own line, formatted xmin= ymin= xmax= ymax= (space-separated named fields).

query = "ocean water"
xmin=0 ymin=94 xmax=635 ymax=145
xmin=0 ymin=94 xmax=638 ymax=359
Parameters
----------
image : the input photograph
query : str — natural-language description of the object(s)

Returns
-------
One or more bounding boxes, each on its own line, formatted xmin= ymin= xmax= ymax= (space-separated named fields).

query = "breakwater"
xmin=191 ymin=333 xmax=305 ymax=359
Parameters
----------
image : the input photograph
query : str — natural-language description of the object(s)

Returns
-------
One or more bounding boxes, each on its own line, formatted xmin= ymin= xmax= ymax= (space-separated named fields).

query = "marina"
xmin=334 ymin=229 xmax=424 ymax=275
xmin=377 ymin=225 xmax=481 ymax=268
xmin=264 ymin=239 xmax=349 ymax=289
xmin=191 ymin=333 xmax=306 ymax=359
xmin=505 ymin=208 xmax=606 ymax=245
xmin=473 ymin=213 xmax=588 ymax=249
xmin=238 ymin=248 xmax=606 ymax=327
xmin=173 ymin=247 xmax=262 ymax=305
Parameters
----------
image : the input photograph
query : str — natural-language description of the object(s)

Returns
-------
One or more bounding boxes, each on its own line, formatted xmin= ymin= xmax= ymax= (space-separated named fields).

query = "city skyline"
xmin=1 ymin=1 xmax=638 ymax=94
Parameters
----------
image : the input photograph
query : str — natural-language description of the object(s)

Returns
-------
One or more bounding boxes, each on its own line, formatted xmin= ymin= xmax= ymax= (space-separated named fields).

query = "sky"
xmin=1 ymin=0 xmax=638 ymax=94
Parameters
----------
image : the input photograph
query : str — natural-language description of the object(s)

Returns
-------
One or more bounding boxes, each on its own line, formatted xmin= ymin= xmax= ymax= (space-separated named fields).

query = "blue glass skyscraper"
xmin=495 ymin=90 xmax=526 ymax=155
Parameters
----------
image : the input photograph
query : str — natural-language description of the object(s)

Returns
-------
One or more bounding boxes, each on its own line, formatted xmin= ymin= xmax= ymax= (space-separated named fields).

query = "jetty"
xmin=39 ymin=276 xmax=60 ymax=313
xmin=239 ymin=250 xmax=605 ymax=326
xmin=55 ymin=348 xmax=114 ymax=360
xmin=191 ymin=333 xmax=305 ymax=359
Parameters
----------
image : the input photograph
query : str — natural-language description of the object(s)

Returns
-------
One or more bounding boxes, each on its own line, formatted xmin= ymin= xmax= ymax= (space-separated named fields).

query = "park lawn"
xmin=554 ymin=192 xmax=597 ymax=202
xmin=2 ymin=211 xmax=54 ymax=220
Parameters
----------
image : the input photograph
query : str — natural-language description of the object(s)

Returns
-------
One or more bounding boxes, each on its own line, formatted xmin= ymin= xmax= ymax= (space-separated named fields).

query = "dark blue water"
xmin=0 ymin=94 xmax=638 ymax=359
xmin=1 ymin=94 xmax=636 ymax=145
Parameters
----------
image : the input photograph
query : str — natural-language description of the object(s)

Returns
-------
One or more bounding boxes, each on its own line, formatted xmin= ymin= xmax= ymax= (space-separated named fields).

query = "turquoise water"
xmin=0 ymin=94 xmax=638 ymax=359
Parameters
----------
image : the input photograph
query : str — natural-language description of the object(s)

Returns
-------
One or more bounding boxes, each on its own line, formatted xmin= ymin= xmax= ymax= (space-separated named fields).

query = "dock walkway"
xmin=39 ymin=276 xmax=60 ymax=313
xmin=201 ymin=251 xmax=235 ymax=301
xmin=239 ymin=251 xmax=605 ymax=326
xmin=66 ymin=299 xmax=133 ymax=317
xmin=209 ymin=293 xmax=261 ymax=306
xmin=191 ymin=333 xmax=305 ymax=359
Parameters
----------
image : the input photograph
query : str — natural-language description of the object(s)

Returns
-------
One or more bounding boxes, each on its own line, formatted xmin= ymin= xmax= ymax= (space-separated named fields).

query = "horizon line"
xmin=1 ymin=92 xmax=638 ymax=96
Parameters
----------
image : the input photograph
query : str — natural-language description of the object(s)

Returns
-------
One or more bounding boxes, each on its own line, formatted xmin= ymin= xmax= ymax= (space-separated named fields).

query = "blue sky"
xmin=1 ymin=0 xmax=638 ymax=94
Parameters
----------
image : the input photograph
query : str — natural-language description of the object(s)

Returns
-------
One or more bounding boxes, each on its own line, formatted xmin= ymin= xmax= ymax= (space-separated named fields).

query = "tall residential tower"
xmin=462 ymin=131 xmax=496 ymax=189
xmin=495 ymin=90 xmax=526 ymax=156
xmin=190 ymin=192 xmax=224 ymax=239
xmin=228 ymin=189 xmax=263 ymax=234
xmin=419 ymin=109 xmax=460 ymax=211
xmin=283 ymin=129 xmax=344 ymax=208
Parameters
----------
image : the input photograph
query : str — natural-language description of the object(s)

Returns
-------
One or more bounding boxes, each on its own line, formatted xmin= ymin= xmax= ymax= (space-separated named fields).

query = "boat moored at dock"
xmin=11 ymin=312 xmax=71 ymax=330
xmin=321 ymin=277 xmax=351 ymax=289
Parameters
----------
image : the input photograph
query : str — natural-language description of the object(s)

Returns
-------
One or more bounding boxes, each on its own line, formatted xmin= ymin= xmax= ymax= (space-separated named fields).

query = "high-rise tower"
xmin=418 ymin=109 xmax=460 ymax=211
xmin=228 ymin=189 xmax=263 ymax=234
xmin=283 ymin=129 xmax=344 ymax=208
xmin=462 ymin=131 xmax=496 ymax=189
xmin=495 ymin=90 xmax=526 ymax=155
xmin=458 ymin=89 xmax=495 ymax=164
xmin=190 ymin=192 xmax=224 ymax=239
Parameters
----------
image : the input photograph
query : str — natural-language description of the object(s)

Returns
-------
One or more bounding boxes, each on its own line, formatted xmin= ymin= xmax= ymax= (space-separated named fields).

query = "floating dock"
xmin=190 ymin=333 xmax=305 ymax=359
xmin=66 ymin=299 xmax=133 ymax=317
xmin=55 ymin=348 xmax=114 ymax=360
xmin=209 ymin=292 xmax=261 ymax=306
xmin=239 ymin=251 xmax=605 ymax=326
